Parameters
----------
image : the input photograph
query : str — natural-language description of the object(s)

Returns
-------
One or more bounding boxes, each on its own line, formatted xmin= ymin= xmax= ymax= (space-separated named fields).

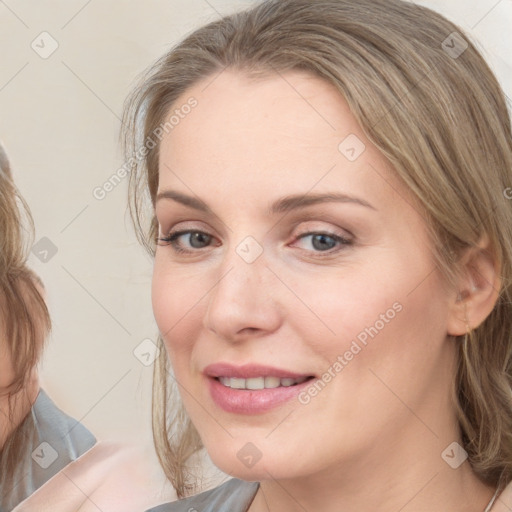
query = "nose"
xmin=203 ymin=244 xmax=282 ymax=342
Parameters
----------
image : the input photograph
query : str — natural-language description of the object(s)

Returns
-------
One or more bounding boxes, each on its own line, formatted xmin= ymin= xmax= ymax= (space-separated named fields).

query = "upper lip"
xmin=203 ymin=363 xmax=313 ymax=379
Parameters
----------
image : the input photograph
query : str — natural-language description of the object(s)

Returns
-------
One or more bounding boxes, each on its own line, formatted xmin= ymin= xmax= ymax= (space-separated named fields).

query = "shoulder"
xmin=147 ymin=478 xmax=259 ymax=512
xmin=2 ymin=389 xmax=98 ymax=510
xmin=32 ymin=388 xmax=96 ymax=456
xmin=13 ymin=441 xmax=176 ymax=512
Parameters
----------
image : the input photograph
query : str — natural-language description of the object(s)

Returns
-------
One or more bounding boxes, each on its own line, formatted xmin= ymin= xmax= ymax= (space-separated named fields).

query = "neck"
xmin=248 ymin=426 xmax=496 ymax=512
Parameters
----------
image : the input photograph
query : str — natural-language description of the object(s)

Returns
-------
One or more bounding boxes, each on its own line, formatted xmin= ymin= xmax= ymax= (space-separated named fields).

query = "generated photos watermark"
xmin=298 ymin=301 xmax=403 ymax=404
xmin=92 ymin=97 xmax=198 ymax=201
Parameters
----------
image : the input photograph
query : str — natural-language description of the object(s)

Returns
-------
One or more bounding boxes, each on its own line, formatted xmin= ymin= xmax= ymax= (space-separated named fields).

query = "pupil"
xmin=190 ymin=232 xmax=209 ymax=248
xmin=312 ymin=234 xmax=335 ymax=251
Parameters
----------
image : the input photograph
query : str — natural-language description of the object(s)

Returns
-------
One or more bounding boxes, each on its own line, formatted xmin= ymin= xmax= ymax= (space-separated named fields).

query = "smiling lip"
xmin=204 ymin=363 xmax=315 ymax=414
xmin=204 ymin=363 xmax=311 ymax=379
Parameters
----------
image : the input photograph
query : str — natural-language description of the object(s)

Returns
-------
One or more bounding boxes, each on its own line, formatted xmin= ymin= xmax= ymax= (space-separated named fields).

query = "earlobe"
xmin=447 ymin=235 xmax=501 ymax=336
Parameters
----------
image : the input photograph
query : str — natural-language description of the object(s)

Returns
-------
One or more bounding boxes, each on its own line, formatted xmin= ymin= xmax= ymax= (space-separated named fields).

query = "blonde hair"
xmin=0 ymin=142 xmax=51 ymax=490
xmin=122 ymin=0 xmax=512 ymax=497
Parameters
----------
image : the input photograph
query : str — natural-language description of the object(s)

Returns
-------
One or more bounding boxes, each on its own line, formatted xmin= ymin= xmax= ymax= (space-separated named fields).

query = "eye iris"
xmin=312 ymin=234 xmax=336 ymax=251
xmin=189 ymin=232 xmax=210 ymax=248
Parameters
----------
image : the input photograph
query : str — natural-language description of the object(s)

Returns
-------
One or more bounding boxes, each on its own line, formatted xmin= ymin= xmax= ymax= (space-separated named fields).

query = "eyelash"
xmin=156 ymin=229 xmax=353 ymax=257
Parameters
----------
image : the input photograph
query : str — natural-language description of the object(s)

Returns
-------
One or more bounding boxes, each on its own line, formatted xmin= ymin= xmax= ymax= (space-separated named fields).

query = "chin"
xmin=205 ymin=440 xmax=304 ymax=482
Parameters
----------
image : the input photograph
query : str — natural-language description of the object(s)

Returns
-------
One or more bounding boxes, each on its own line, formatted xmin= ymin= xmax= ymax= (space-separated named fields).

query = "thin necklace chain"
xmin=483 ymin=487 xmax=501 ymax=512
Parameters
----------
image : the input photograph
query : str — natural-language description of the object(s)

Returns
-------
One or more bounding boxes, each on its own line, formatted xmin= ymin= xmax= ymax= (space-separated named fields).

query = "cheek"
xmin=281 ymin=263 xmax=400 ymax=349
xmin=151 ymin=258 xmax=206 ymax=364
xmin=287 ymin=255 xmax=449 ymax=368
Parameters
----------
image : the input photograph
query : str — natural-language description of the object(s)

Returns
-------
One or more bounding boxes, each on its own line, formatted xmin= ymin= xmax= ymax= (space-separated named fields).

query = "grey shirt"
xmin=147 ymin=478 xmax=260 ymax=512
xmin=0 ymin=388 xmax=96 ymax=511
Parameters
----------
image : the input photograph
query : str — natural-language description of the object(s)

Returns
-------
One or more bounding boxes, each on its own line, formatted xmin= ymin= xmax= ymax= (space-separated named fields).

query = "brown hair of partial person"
xmin=0 ymin=142 xmax=51 ymax=492
xmin=122 ymin=0 xmax=512 ymax=498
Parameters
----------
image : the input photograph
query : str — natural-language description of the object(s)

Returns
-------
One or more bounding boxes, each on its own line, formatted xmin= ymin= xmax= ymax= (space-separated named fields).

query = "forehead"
xmin=160 ymin=69 xmax=355 ymax=163
xmin=157 ymin=69 xmax=416 ymax=217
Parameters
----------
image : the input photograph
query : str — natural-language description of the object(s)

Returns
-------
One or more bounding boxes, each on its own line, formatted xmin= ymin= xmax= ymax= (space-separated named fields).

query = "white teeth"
xmin=264 ymin=376 xmax=281 ymax=388
xmin=246 ymin=377 xmax=265 ymax=390
xmin=219 ymin=377 xmax=230 ymax=387
xmin=218 ymin=376 xmax=309 ymax=390
xmin=230 ymin=377 xmax=246 ymax=389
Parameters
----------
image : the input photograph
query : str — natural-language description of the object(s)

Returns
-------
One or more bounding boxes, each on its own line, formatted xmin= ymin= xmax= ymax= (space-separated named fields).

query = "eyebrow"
xmin=155 ymin=190 xmax=377 ymax=215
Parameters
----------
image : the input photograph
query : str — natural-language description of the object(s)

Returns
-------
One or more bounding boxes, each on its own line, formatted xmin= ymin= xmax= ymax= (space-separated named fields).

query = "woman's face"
xmin=152 ymin=70 xmax=460 ymax=482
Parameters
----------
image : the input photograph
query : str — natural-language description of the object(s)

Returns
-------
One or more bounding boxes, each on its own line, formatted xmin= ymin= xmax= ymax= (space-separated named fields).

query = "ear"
xmin=447 ymin=234 xmax=501 ymax=336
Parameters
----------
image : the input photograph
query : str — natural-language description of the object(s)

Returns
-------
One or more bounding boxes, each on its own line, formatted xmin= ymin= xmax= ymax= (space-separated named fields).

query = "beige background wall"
xmin=0 ymin=0 xmax=510 ymax=483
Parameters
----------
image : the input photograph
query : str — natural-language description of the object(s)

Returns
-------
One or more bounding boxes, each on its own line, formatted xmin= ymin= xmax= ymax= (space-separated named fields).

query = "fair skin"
xmin=152 ymin=70 xmax=499 ymax=512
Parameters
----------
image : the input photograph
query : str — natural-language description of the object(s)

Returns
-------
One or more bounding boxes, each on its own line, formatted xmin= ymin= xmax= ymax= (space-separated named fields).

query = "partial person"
xmin=0 ymin=147 xmax=177 ymax=512
xmin=0 ymin=141 xmax=96 ymax=511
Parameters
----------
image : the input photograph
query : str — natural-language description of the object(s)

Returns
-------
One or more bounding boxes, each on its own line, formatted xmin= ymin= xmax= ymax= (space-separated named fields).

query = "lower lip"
xmin=207 ymin=377 xmax=313 ymax=414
